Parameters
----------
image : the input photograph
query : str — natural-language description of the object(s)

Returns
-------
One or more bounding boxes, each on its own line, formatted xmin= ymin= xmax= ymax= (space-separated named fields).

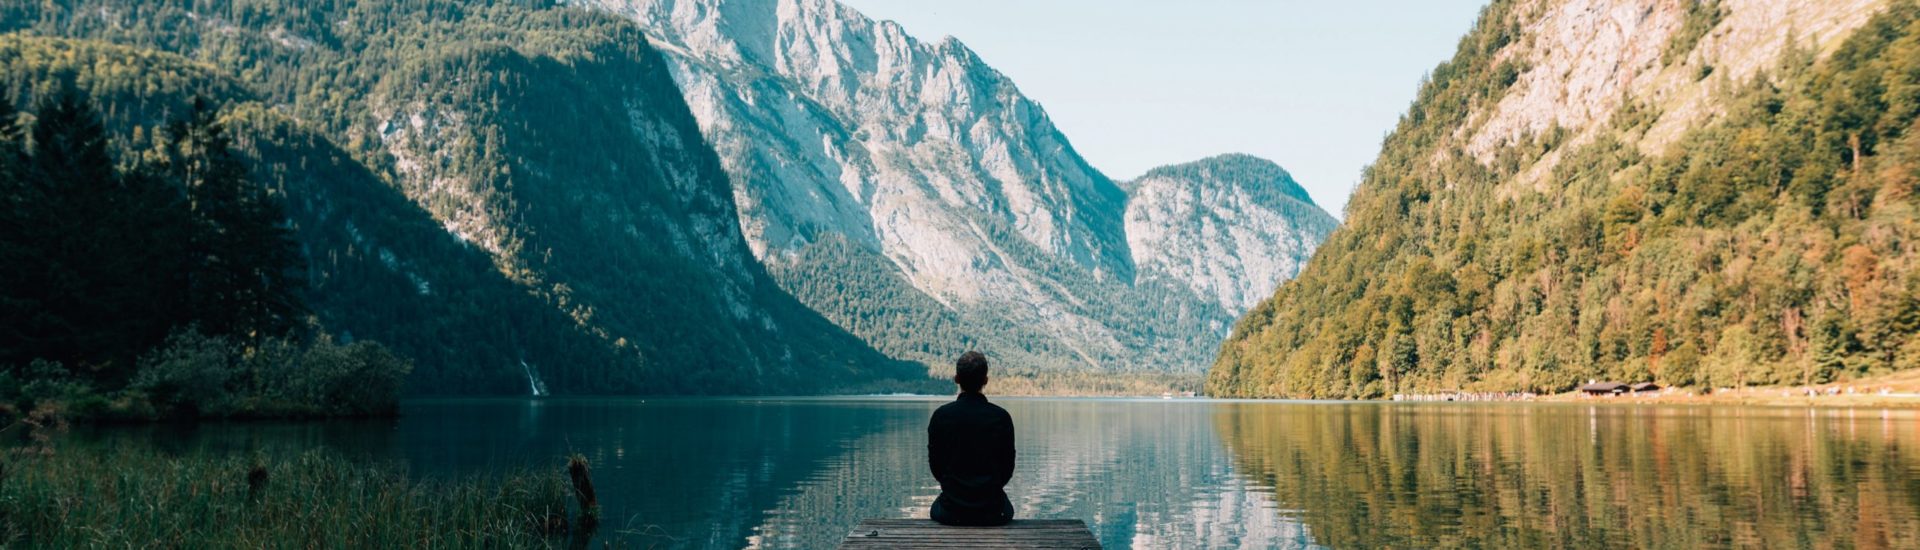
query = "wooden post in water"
xmin=246 ymin=464 xmax=269 ymax=502
xmin=566 ymin=454 xmax=599 ymax=530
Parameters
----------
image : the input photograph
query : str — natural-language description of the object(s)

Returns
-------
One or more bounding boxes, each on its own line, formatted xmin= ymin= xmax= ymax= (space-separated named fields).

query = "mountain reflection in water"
xmin=70 ymin=398 xmax=1920 ymax=549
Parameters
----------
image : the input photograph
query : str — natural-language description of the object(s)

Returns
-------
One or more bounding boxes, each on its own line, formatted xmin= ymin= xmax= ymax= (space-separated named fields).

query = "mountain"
xmin=565 ymin=0 xmax=1337 ymax=381
xmin=1211 ymin=0 xmax=1919 ymax=398
xmin=1126 ymin=154 xmax=1340 ymax=314
xmin=3 ymin=0 xmax=930 ymax=395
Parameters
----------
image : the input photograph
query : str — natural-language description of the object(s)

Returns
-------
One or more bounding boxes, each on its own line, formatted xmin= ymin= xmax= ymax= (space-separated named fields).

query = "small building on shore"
xmin=1579 ymin=381 xmax=1629 ymax=396
xmin=1631 ymin=382 xmax=1661 ymax=393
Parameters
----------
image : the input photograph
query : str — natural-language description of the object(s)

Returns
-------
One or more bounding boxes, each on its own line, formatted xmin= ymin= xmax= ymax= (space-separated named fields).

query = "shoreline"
xmin=1537 ymin=389 xmax=1920 ymax=408
xmin=397 ymin=390 xmax=1920 ymax=408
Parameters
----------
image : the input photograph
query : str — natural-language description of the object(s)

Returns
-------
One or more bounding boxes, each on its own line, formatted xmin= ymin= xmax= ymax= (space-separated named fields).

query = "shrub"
xmin=130 ymin=330 xmax=241 ymax=417
xmin=286 ymin=337 xmax=413 ymax=417
xmin=13 ymin=360 xmax=98 ymax=412
xmin=23 ymin=329 xmax=423 ymax=421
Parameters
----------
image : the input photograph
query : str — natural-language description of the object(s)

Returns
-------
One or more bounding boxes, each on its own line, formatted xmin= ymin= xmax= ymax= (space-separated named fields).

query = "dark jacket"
xmin=927 ymin=391 xmax=1015 ymax=526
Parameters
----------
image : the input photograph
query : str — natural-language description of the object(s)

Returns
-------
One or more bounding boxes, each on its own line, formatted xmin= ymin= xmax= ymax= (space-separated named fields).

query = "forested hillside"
xmin=2 ymin=0 xmax=930 ymax=395
xmin=0 ymin=42 xmax=418 ymax=419
xmin=1213 ymin=0 xmax=1920 ymax=398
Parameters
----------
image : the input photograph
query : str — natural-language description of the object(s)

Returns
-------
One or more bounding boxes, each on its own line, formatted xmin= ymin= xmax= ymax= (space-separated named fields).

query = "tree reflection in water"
xmin=1213 ymin=403 xmax=1920 ymax=549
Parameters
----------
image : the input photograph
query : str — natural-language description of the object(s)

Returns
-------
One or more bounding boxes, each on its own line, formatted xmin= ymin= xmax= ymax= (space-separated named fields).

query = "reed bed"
xmin=0 ymin=445 xmax=575 ymax=548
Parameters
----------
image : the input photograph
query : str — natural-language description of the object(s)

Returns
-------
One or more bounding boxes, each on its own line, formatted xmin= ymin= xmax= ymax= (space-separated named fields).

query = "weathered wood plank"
xmin=855 ymin=526 xmax=1089 ymax=530
xmin=838 ymin=519 xmax=1100 ymax=550
xmin=848 ymin=530 xmax=1096 ymax=535
xmin=841 ymin=541 xmax=1098 ymax=546
xmin=840 ymin=543 xmax=1094 ymax=546
xmin=840 ymin=542 xmax=1099 ymax=548
xmin=860 ymin=520 xmax=1085 ymax=527
xmin=845 ymin=534 xmax=1095 ymax=540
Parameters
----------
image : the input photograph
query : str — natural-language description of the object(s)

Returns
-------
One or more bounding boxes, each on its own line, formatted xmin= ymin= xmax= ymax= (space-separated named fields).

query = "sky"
xmin=835 ymin=0 xmax=1491 ymax=217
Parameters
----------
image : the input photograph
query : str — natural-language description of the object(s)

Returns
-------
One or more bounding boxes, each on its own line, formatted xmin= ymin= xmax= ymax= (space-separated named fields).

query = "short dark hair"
xmin=954 ymin=351 xmax=988 ymax=392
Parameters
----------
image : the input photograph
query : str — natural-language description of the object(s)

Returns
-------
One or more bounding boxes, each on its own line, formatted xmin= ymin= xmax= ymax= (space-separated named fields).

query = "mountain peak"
xmin=1125 ymin=153 xmax=1338 ymax=315
xmin=1134 ymin=153 xmax=1317 ymax=207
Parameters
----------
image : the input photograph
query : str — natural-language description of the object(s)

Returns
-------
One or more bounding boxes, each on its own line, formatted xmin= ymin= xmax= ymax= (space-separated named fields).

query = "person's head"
xmin=954 ymin=351 xmax=989 ymax=393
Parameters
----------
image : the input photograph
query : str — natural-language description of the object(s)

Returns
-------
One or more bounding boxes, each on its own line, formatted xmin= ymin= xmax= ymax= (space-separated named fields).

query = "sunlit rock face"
xmin=566 ymin=0 xmax=1338 ymax=374
xmin=1466 ymin=0 xmax=1886 ymax=190
xmin=359 ymin=34 xmax=870 ymax=389
xmin=1125 ymin=154 xmax=1339 ymax=314
xmin=571 ymin=0 xmax=1130 ymax=285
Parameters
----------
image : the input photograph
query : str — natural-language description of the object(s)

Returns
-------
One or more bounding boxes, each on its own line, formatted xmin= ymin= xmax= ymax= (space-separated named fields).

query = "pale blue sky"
xmin=836 ymin=0 xmax=1491 ymax=217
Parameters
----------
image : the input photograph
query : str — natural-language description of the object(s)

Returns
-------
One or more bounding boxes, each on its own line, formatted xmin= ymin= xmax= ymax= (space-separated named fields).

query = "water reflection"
xmin=66 ymin=399 xmax=1920 ymax=549
xmin=1213 ymin=403 xmax=1920 ymax=549
xmin=736 ymin=399 xmax=1312 ymax=549
xmin=393 ymin=398 xmax=925 ymax=549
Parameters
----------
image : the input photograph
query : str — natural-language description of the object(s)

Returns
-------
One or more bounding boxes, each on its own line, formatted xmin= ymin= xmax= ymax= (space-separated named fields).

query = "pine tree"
xmin=12 ymin=89 xmax=136 ymax=374
xmin=18 ymin=88 xmax=122 ymax=370
xmin=0 ymin=99 xmax=21 ymax=179
xmin=1808 ymin=312 xmax=1854 ymax=385
xmin=1 ymin=89 xmax=193 ymax=383
xmin=0 ymin=99 xmax=30 ymax=364
xmin=159 ymin=98 xmax=305 ymax=341
xmin=28 ymin=89 xmax=114 ymax=192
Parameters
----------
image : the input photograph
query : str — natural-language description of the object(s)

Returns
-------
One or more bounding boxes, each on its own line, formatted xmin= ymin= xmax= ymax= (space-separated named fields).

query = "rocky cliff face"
xmin=1126 ymin=155 xmax=1339 ymax=313
xmin=1465 ymin=0 xmax=1886 ymax=190
xmin=569 ymin=0 xmax=1338 ymax=376
xmin=572 ymin=0 xmax=1130 ymax=282
xmin=335 ymin=10 xmax=936 ymax=393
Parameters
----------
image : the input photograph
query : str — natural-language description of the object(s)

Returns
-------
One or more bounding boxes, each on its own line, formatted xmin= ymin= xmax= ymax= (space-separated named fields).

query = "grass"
xmin=0 ymin=443 xmax=580 ymax=548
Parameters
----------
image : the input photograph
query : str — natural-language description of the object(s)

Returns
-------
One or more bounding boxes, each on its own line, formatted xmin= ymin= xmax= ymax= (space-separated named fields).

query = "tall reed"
xmin=0 ymin=445 xmax=571 ymax=548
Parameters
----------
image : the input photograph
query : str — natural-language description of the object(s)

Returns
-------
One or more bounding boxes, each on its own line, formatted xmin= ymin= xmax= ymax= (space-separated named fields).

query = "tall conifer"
xmin=160 ymin=98 xmax=304 ymax=341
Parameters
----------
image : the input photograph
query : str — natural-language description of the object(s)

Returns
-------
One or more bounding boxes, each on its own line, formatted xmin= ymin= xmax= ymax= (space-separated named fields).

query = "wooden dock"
xmin=838 ymin=519 xmax=1101 ymax=549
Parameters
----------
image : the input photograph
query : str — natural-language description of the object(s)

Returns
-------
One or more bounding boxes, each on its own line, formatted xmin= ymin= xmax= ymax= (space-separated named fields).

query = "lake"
xmin=75 ymin=397 xmax=1920 ymax=549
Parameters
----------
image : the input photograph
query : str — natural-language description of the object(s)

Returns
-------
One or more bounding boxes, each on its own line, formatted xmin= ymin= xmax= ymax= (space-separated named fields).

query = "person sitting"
xmin=926 ymin=351 xmax=1015 ymax=526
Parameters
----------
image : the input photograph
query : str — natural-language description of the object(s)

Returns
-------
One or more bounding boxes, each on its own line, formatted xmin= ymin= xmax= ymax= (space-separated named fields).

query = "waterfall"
xmin=521 ymin=360 xmax=549 ymax=397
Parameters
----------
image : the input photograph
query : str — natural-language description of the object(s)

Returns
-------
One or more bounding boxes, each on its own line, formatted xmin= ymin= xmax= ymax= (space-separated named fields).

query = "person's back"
xmin=927 ymin=351 xmax=1015 ymax=526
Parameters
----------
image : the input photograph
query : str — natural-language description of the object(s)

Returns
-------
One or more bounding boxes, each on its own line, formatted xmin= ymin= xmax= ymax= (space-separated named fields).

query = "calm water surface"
xmin=84 ymin=398 xmax=1920 ymax=549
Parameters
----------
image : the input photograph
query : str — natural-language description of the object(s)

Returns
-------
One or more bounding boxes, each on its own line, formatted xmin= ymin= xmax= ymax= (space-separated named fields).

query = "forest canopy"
xmin=1212 ymin=1 xmax=1920 ymax=398
xmin=2 ymin=0 xmax=936 ymax=396
xmin=0 ymin=88 xmax=410 ymax=420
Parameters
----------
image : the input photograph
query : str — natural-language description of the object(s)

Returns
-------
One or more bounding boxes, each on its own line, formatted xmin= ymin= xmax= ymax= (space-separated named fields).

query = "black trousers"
xmin=930 ymin=494 xmax=1015 ymax=526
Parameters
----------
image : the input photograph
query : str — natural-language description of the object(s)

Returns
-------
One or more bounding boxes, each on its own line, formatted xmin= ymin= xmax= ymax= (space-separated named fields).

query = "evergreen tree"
xmin=0 ymin=99 xmax=21 ymax=180
xmin=1 ymin=89 xmax=192 ymax=383
xmin=158 ymin=98 xmax=305 ymax=341
xmin=0 ymin=99 xmax=29 ymax=364
xmin=1808 ymin=313 xmax=1853 ymax=385
xmin=28 ymin=89 xmax=115 ymax=191
xmin=16 ymin=88 xmax=125 ymax=371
